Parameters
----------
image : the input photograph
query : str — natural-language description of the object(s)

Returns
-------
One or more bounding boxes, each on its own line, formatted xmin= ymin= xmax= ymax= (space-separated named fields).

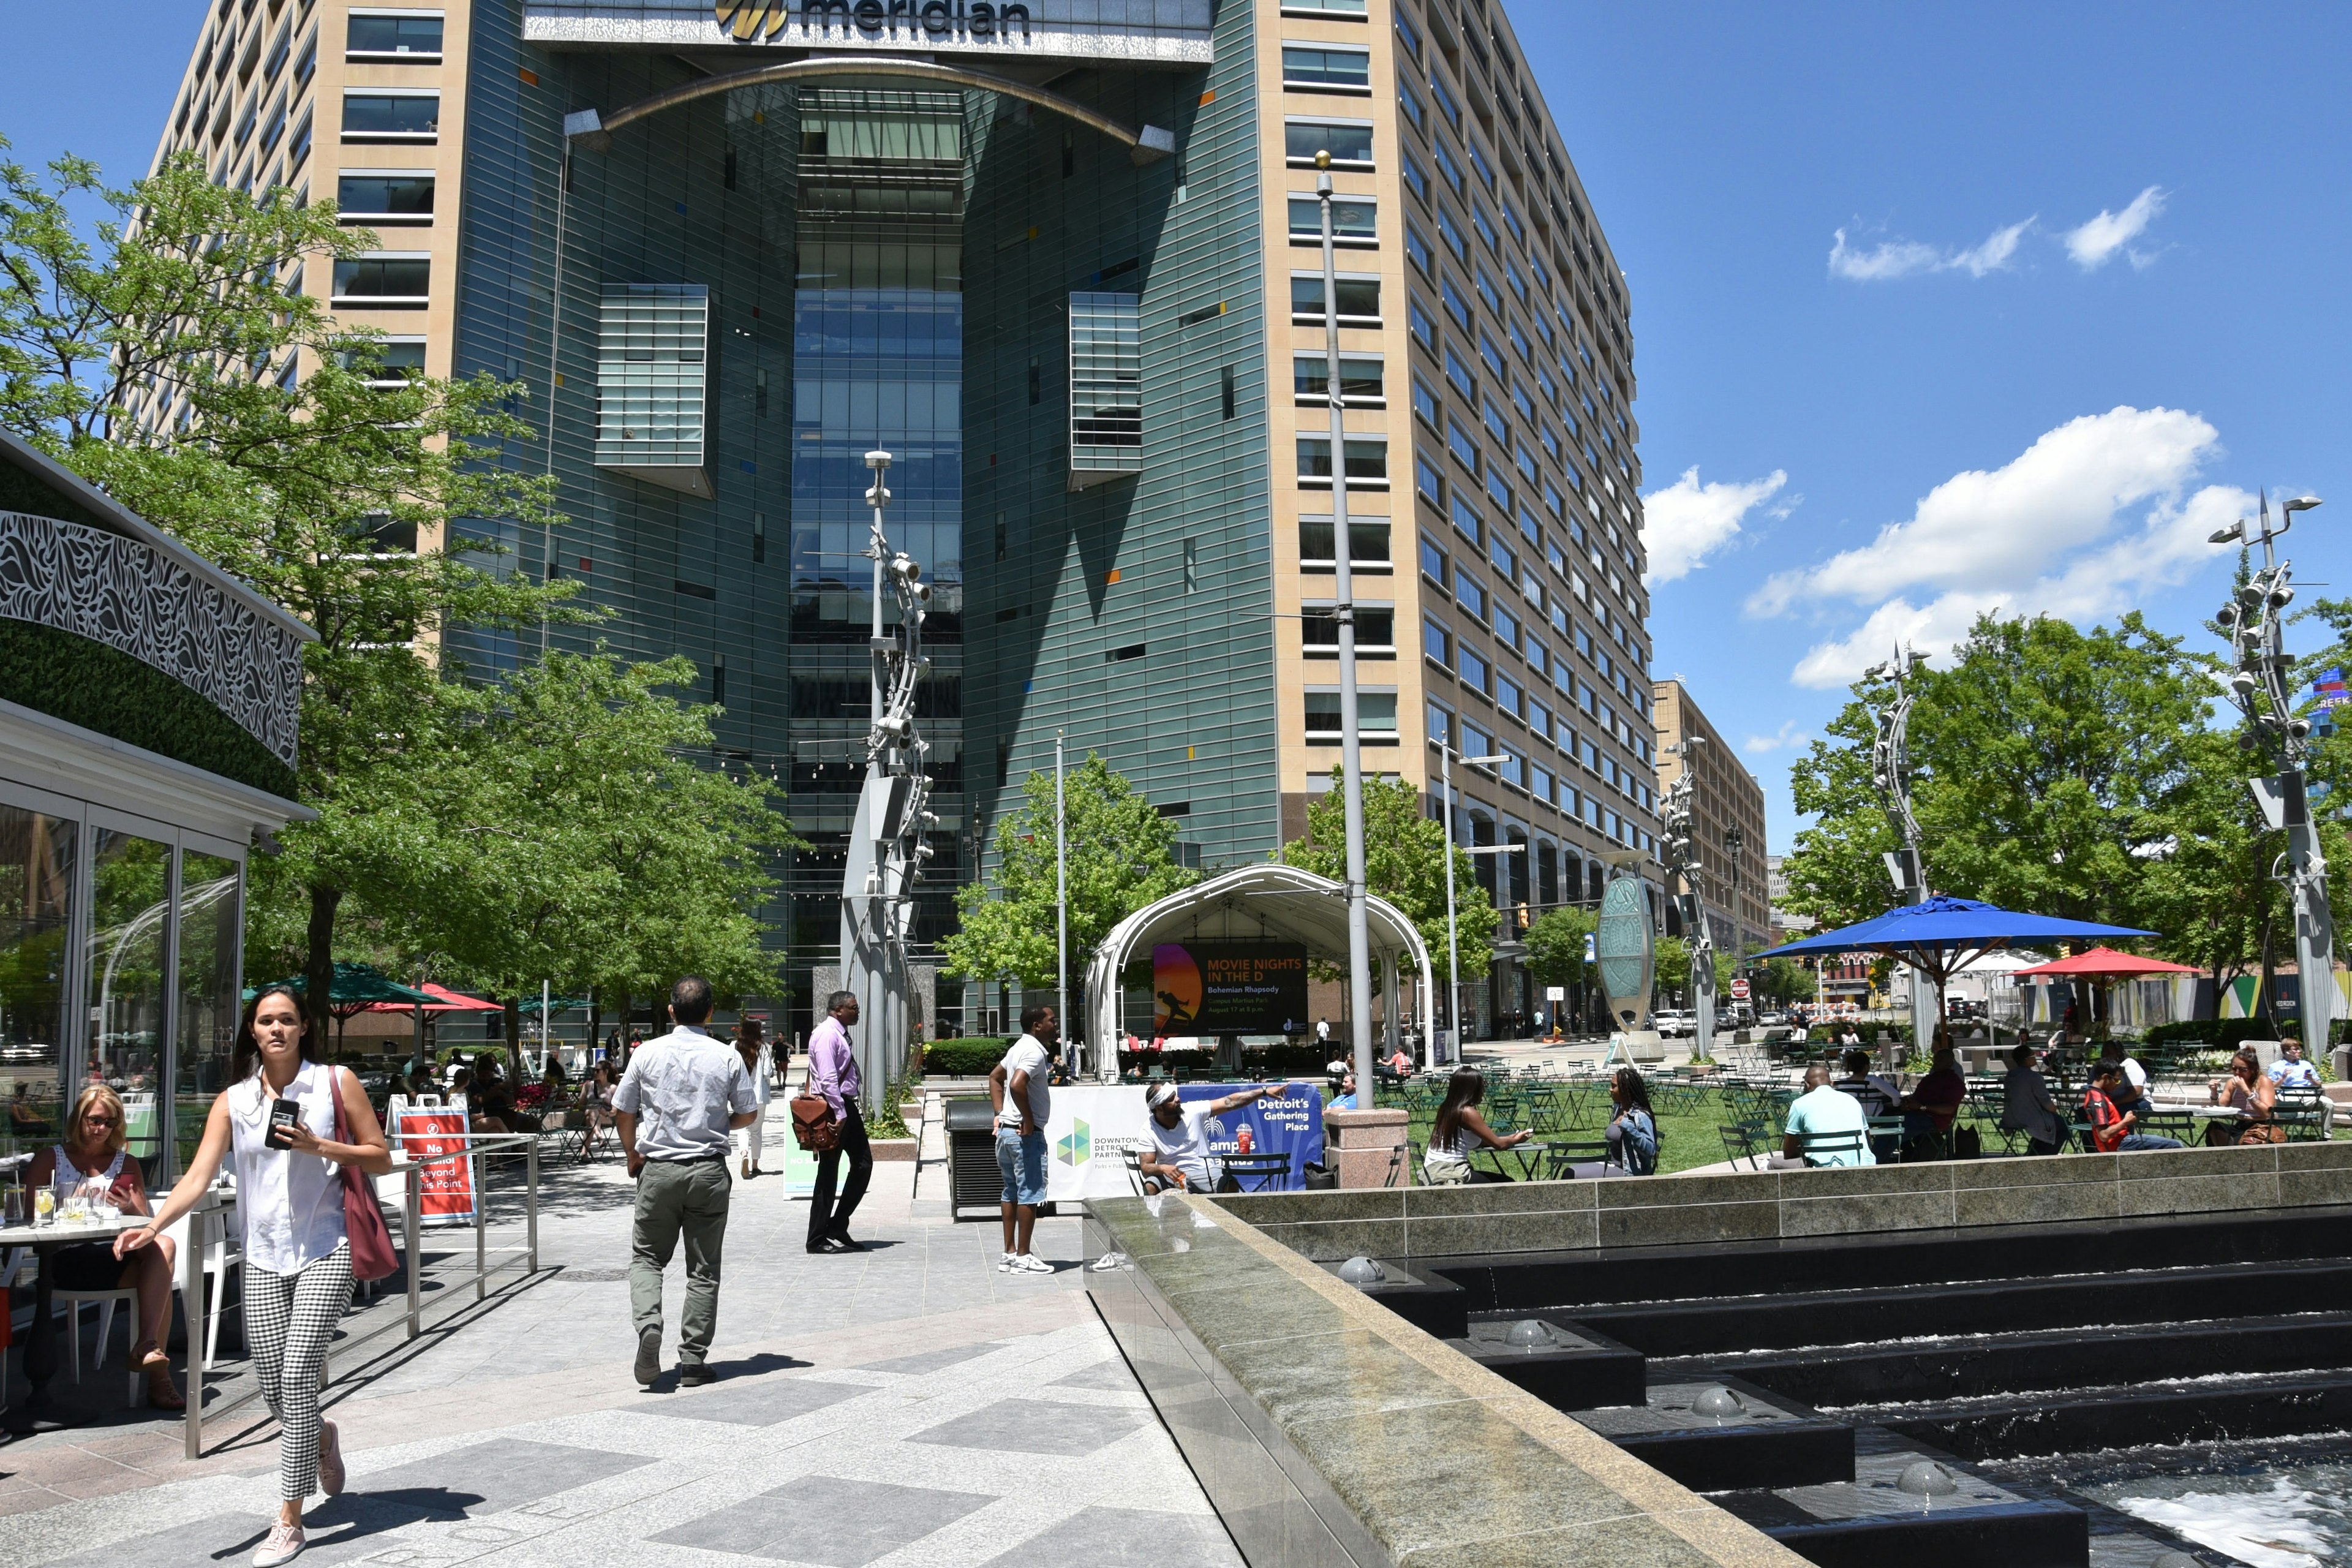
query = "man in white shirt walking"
xmin=613 ymin=976 xmax=758 ymax=1388
xmin=990 ymin=1005 xmax=1059 ymax=1274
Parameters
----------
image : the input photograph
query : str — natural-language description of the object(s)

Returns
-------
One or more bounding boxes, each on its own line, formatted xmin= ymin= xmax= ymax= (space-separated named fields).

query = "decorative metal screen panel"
xmin=0 ymin=511 xmax=303 ymax=768
xmin=1068 ymin=291 xmax=1141 ymax=491
xmin=595 ymin=283 xmax=714 ymax=497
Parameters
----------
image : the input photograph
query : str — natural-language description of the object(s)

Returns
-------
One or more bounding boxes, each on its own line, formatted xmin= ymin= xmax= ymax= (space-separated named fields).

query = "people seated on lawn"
xmin=1421 ymin=1068 xmax=1531 ymax=1185
xmin=2000 ymin=1042 xmax=2068 ymax=1155
xmin=1604 ymin=1069 xmax=1660 ymax=1175
xmin=2084 ymin=1058 xmax=2183 ymax=1152
xmin=2208 ymin=1048 xmax=2282 ymax=1145
xmin=1779 ymin=1065 xmax=1875 ymax=1168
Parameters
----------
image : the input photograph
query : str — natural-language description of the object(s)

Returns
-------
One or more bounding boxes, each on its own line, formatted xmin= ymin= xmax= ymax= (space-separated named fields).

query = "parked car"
xmin=1651 ymin=1009 xmax=1694 ymax=1038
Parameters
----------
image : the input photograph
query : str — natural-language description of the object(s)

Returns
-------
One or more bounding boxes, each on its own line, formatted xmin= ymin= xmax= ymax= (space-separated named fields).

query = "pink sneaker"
xmin=318 ymin=1419 xmax=344 ymax=1497
xmin=252 ymin=1522 xmax=304 ymax=1566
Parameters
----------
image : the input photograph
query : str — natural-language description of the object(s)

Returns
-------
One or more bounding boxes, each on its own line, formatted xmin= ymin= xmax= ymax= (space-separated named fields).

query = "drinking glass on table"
xmin=2 ymin=1183 xmax=20 ymax=1228
xmin=60 ymin=1178 xmax=86 ymax=1223
xmin=33 ymin=1180 xmax=55 ymax=1225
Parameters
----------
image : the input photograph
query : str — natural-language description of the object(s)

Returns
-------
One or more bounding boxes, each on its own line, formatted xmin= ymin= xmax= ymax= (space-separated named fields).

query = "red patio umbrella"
xmin=2011 ymin=947 xmax=2197 ymax=979
xmin=361 ymin=982 xmax=503 ymax=1014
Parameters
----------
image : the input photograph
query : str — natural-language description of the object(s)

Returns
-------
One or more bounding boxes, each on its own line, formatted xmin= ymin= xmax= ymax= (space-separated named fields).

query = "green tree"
xmin=1524 ymin=904 xmax=1596 ymax=1031
xmin=1755 ymin=956 xmax=1814 ymax=1006
xmin=1653 ymin=936 xmax=1732 ymax=1005
xmin=0 ymin=145 xmax=584 ymax=1014
xmin=1280 ymin=769 xmax=1498 ymax=988
xmin=1784 ymin=613 xmax=2212 ymax=940
xmin=943 ymin=754 xmax=1196 ymax=990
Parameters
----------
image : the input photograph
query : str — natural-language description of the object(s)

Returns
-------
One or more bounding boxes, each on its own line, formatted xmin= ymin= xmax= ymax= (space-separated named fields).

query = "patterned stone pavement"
xmin=0 ymin=1103 xmax=1242 ymax=1568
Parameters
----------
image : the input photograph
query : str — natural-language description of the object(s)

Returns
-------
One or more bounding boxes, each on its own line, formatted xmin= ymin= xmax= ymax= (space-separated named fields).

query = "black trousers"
xmin=807 ymin=1101 xmax=873 ymax=1247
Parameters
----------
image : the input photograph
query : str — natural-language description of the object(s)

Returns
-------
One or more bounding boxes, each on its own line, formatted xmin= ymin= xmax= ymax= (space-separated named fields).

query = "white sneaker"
xmin=997 ymin=1251 xmax=1017 ymax=1272
xmin=1010 ymin=1253 xmax=1054 ymax=1275
xmin=252 ymin=1523 xmax=304 ymax=1567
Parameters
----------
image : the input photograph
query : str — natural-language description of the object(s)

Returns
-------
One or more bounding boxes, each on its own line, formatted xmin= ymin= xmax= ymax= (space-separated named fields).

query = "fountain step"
xmin=1715 ymin=1434 xmax=2089 ymax=1568
xmin=1557 ymin=1255 xmax=2352 ymax=1356
xmin=1869 ymin=1366 xmax=2352 ymax=1460
xmin=1576 ymin=1378 xmax=1855 ymax=1491
xmin=1657 ymin=1309 xmax=2352 ymax=1408
xmin=1436 ymin=1204 xmax=2352 ymax=1316
xmin=1452 ymin=1313 xmax=1648 ymax=1410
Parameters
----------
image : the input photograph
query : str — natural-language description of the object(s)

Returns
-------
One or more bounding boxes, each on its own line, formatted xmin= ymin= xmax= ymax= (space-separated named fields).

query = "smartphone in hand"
xmin=265 ymin=1098 xmax=303 ymax=1150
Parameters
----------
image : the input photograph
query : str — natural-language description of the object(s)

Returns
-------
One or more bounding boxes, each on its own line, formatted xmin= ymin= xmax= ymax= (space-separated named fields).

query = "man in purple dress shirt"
xmin=805 ymin=991 xmax=873 ymax=1254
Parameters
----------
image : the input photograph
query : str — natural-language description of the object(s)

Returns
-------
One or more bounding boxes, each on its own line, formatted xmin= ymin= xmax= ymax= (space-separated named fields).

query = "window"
xmin=1301 ymin=518 xmax=1391 ymax=565
xmin=1431 ymin=138 xmax=1466 ymax=197
xmin=1466 ymin=139 xmax=1496 ymax=190
xmin=1420 ymin=534 xmax=1448 ymax=584
xmin=1532 ymin=764 xmax=1556 ymax=805
xmin=1398 ymin=80 xmax=1426 ymax=133
xmin=1441 ymin=276 xmax=1472 ymax=331
xmin=1294 ymin=353 xmax=1384 ymax=401
xmin=1411 ymin=372 xmax=1438 ymax=427
xmin=1284 ymin=0 xmax=1368 ymax=14
xmin=1289 ymin=195 xmax=1377 ymax=244
xmin=1544 ymin=478 xmax=1565 ymax=517
xmin=1510 ymin=320 xmax=1533 ymax=362
xmin=1446 ymin=417 xmax=1479 ymax=474
xmin=594 ymin=283 xmax=710 ymax=494
xmin=1442 ymin=346 xmax=1475 ymax=401
xmin=1476 ymin=265 xmax=1502 ymax=315
xmin=1297 ymin=437 xmax=1387 ymax=484
xmin=1424 ymin=615 xmax=1453 ymax=665
xmin=1303 ymin=607 xmax=1395 ymax=649
xmin=1539 ymin=421 xmax=1562 ymax=463
xmin=331 ymin=255 xmax=429 ymax=304
xmin=1502 ymin=200 xmax=1526 ymax=244
xmin=293 ymin=30 xmax=317 ymax=88
xmin=1282 ymin=45 xmax=1371 ymax=91
xmin=1506 ymin=259 xmax=1528 ymax=304
xmin=1450 ymin=494 xmax=1482 ymax=544
xmin=1490 ymin=541 xmax=1519 ymax=591
xmin=1496 ymin=673 xmax=1524 ymax=717
xmin=1291 ymin=274 xmax=1381 ymax=322
xmin=348 ymin=12 xmax=445 ymax=57
xmin=1456 ymin=573 xmax=1487 ymax=619
xmin=337 ymin=173 xmax=433 ymax=221
xmin=1473 ymin=204 xmax=1499 ymax=252
xmin=1403 ymin=220 xmax=1432 ymax=274
xmin=1436 ymin=207 xmax=1468 ymax=262
xmin=1306 ymin=691 xmax=1398 ymax=734
xmin=1428 ymin=699 xmax=1453 ymax=747
xmin=1529 ymin=697 xmax=1553 ymax=738
xmin=1515 ymin=442 xmax=1538 ymax=486
xmin=1284 ymin=118 xmax=1374 ymax=165
xmin=347 ymin=337 xmax=426 ymax=385
xmin=1457 ymin=645 xmax=1490 ymax=693
xmin=1479 ymin=331 xmax=1505 ymax=379
xmin=342 ymin=91 xmax=439 ymax=140
xmin=1399 ymin=149 xmax=1429 ymax=204
xmin=1221 ymin=364 xmax=1237 ymax=420
xmin=1408 ymin=295 xmax=1435 ymax=350
xmin=1069 ymin=292 xmax=1142 ymax=484
xmin=1429 ymin=70 xmax=1463 ymax=131
xmin=1394 ymin=6 xmax=1423 ymax=59
xmin=1482 ymin=397 xmax=1509 ymax=446
xmin=1414 ymin=452 xmax=1444 ymax=505
xmin=287 ymin=110 xmax=312 ymax=165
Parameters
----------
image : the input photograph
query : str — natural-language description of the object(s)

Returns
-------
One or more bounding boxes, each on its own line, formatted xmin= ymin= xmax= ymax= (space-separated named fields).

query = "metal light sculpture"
xmin=1660 ymin=739 xmax=1715 ymax=1058
xmin=839 ymin=449 xmax=935 ymax=1106
xmin=2211 ymin=492 xmax=2336 ymax=1049
xmin=1864 ymin=644 xmax=1939 ymax=1049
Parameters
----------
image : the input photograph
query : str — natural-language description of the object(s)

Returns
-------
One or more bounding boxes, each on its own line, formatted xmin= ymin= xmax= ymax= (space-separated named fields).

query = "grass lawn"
xmin=1364 ymin=1082 xmax=1774 ymax=1178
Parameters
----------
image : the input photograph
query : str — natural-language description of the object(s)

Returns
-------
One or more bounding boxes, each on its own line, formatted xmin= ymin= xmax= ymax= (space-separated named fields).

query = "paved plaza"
xmin=0 ymin=1104 xmax=1243 ymax=1568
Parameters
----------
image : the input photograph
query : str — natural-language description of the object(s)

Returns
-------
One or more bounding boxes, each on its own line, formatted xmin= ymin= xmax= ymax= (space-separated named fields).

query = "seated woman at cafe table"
xmin=2207 ymin=1049 xmax=2282 ymax=1145
xmin=1422 ymin=1068 xmax=1532 ymax=1185
xmin=1898 ymin=1040 xmax=1967 ymax=1153
xmin=24 ymin=1084 xmax=183 ymax=1408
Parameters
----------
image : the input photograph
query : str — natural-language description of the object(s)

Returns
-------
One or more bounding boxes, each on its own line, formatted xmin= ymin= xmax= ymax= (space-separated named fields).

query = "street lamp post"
xmin=1437 ymin=744 xmax=1508 ymax=1065
xmin=1316 ymin=150 xmax=1377 ymax=1100
xmin=2211 ymin=492 xmax=2335 ymax=1052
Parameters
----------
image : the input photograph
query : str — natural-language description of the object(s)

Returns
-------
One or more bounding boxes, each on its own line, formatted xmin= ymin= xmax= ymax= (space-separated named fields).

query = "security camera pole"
xmin=1317 ymin=150 xmax=1376 ymax=1100
xmin=2211 ymin=492 xmax=2335 ymax=1051
xmin=839 ymin=449 xmax=935 ymax=1104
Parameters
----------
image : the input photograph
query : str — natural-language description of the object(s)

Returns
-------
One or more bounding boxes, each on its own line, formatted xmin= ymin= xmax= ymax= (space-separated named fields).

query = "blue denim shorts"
xmin=995 ymin=1125 xmax=1048 ymax=1206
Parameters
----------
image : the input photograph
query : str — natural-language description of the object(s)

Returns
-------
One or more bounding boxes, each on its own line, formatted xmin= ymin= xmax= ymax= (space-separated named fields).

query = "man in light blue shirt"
xmin=2269 ymin=1039 xmax=2322 ymax=1090
xmin=1783 ymin=1065 xmax=1875 ymax=1167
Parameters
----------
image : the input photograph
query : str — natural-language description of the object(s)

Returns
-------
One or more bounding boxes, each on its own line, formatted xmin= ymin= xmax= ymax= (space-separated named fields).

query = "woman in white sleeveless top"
xmin=121 ymin=984 xmax=391 ymax=1566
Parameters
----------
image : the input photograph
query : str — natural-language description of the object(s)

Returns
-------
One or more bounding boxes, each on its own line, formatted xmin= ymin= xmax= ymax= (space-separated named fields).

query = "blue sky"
xmin=1510 ymin=2 xmax=2352 ymax=851
xmin=10 ymin=4 xmax=2348 ymax=853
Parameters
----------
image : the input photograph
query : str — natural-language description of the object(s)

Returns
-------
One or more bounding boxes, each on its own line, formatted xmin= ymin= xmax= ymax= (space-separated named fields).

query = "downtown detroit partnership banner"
xmin=1038 ymin=1083 xmax=1326 ymax=1202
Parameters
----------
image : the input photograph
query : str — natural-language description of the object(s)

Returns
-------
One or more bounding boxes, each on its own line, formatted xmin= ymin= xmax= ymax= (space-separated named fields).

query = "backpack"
xmin=1619 ymin=1109 xmax=1659 ymax=1175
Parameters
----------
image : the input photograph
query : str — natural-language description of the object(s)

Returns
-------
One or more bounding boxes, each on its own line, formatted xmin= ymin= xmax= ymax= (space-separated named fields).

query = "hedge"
xmin=925 ymin=1038 xmax=1012 ymax=1075
xmin=2146 ymin=1019 xmax=2286 ymax=1050
xmin=0 ymin=617 xmax=295 ymax=797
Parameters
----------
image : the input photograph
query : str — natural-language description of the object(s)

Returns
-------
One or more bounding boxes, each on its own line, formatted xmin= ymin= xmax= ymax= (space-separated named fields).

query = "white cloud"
xmin=1830 ymin=217 xmax=2034 ymax=282
xmin=2064 ymin=186 xmax=2167 ymax=271
xmin=1751 ymin=407 xmax=2252 ymax=689
xmin=1642 ymin=467 xmax=1789 ymax=585
xmin=1742 ymin=720 xmax=1814 ymax=756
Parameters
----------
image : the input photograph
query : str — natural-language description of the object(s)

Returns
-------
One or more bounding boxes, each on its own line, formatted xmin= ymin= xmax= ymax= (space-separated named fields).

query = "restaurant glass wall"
xmin=87 ymin=826 xmax=173 ymax=1182
xmin=176 ymin=851 xmax=243 ymax=1172
xmin=0 ymin=802 xmax=74 ymax=1161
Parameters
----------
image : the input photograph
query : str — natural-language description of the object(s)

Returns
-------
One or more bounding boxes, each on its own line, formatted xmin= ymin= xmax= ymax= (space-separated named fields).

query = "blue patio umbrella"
xmin=1755 ymin=896 xmax=2155 ymax=1031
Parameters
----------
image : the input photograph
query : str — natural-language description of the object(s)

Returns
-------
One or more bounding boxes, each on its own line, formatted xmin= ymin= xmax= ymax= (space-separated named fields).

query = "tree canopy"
xmin=942 ymin=754 xmax=1196 ymax=990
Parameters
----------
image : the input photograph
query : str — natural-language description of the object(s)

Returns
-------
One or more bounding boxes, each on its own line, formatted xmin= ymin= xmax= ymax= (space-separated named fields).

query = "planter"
xmin=871 ymin=1137 xmax=918 ymax=1163
xmin=900 ymin=1100 xmax=926 ymax=1125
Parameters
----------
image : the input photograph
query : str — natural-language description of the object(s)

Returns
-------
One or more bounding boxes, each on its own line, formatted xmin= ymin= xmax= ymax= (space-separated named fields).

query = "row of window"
xmin=1428 ymin=699 xmax=1654 ymax=855
xmin=1421 ymin=526 xmax=1646 ymax=728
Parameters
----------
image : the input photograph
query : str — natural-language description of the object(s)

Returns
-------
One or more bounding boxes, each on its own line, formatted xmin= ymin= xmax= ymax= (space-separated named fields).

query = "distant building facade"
xmin=1651 ymin=679 xmax=1768 ymax=962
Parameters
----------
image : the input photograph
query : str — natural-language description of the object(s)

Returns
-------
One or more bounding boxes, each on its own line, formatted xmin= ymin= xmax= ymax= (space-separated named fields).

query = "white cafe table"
xmin=0 ymin=1208 xmax=146 ymax=1436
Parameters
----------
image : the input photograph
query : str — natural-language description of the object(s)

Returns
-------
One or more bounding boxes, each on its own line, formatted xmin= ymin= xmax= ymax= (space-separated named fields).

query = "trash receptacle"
xmin=945 ymin=1096 xmax=1000 ymax=1219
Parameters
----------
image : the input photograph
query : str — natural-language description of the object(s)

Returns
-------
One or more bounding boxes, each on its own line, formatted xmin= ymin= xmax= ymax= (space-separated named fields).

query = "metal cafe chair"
xmin=1218 ymin=1152 xmax=1296 ymax=1193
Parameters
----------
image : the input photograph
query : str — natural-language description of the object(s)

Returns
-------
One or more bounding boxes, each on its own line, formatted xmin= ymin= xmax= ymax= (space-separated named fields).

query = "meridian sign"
xmin=522 ymin=0 xmax=1215 ymax=66
xmin=717 ymin=0 xmax=1035 ymax=43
